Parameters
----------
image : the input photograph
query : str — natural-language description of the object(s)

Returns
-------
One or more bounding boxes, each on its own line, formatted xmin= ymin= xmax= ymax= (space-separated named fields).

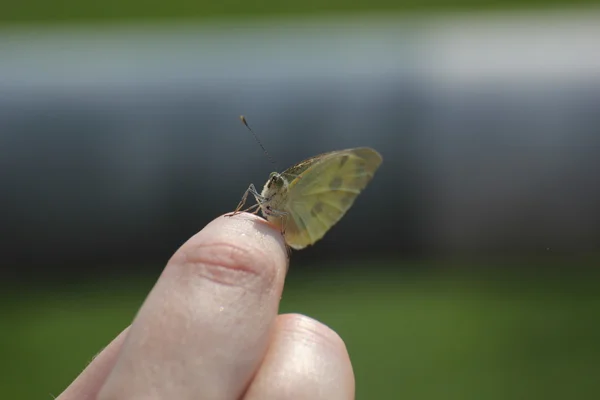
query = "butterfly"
xmin=229 ymin=147 xmax=382 ymax=249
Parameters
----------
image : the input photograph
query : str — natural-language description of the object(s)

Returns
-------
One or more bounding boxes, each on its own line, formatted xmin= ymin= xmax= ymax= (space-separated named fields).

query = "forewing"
xmin=280 ymin=151 xmax=332 ymax=180
xmin=283 ymin=147 xmax=382 ymax=249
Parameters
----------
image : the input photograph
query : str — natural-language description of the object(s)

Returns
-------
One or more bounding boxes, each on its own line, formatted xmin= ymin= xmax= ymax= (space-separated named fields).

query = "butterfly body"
xmin=232 ymin=147 xmax=382 ymax=250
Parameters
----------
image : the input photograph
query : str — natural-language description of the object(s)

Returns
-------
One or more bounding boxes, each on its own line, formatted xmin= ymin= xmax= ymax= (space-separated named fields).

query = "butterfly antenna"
xmin=240 ymin=115 xmax=277 ymax=167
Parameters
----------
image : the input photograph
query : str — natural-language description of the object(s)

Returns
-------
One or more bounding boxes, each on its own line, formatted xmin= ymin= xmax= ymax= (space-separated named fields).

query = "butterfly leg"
xmin=241 ymin=203 xmax=261 ymax=214
xmin=268 ymin=208 xmax=289 ymax=235
xmin=281 ymin=213 xmax=289 ymax=235
xmin=226 ymin=184 xmax=265 ymax=217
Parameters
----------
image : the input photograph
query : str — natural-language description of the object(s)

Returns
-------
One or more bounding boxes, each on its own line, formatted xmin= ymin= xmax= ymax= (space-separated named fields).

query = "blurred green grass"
xmin=1 ymin=0 xmax=598 ymax=24
xmin=2 ymin=263 xmax=599 ymax=399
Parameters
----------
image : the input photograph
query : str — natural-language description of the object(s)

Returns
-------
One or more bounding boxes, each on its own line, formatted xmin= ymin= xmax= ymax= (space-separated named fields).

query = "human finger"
xmin=98 ymin=213 xmax=288 ymax=400
xmin=243 ymin=314 xmax=355 ymax=400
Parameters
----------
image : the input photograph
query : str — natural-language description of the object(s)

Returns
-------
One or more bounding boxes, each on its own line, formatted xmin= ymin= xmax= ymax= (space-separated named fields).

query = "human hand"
xmin=58 ymin=214 xmax=355 ymax=400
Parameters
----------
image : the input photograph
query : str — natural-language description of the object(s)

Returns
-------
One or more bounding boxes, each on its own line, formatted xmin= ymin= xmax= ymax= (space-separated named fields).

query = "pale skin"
xmin=57 ymin=213 xmax=355 ymax=400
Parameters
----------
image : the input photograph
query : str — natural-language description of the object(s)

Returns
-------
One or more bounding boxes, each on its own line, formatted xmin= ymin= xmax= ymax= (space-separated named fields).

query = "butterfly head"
xmin=266 ymin=172 xmax=285 ymax=190
xmin=260 ymin=172 xmax=288 ymax=216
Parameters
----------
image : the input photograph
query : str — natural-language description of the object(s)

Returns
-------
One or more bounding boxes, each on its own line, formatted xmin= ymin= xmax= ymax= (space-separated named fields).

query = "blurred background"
xmin=2 ymin=1 xmax=600 ymax=399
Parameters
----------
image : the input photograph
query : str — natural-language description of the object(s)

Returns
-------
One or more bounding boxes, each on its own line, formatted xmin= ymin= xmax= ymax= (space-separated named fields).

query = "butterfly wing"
xmin=281 ymin=147 xmax=382 ymax=249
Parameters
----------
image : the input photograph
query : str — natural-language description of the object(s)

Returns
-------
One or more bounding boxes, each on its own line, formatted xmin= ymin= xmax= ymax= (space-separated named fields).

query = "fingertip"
xmin=170 ymin=212 xmax=285 ymax=265
xmin=219 ymin=212 xmax=284 ymax=238
xmin=203 ymin=212 xmax=287 ymax=260
xmin=217 ymin=212 xmax=285 ymax=244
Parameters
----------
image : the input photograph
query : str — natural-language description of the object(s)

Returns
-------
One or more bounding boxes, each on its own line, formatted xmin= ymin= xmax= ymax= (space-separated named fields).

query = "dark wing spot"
xmin=311 ymin=202 xmax=324 ymax=217
xmin=339 ymin=155 xmax=349 ymax=167
xmin=330 ymin=177 xmax=343 ymax=189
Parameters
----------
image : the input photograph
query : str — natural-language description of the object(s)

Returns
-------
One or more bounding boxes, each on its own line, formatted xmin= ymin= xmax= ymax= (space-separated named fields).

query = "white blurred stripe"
xmin=417 ymin=10 xmax=600 ymax=84
xmin=0 ymin=9 xmax=599 ymax=88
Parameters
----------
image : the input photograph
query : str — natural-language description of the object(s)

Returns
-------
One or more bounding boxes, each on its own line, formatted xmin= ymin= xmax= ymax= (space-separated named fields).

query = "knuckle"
xmin=173 ymin=241 xmax=277 ymax=292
